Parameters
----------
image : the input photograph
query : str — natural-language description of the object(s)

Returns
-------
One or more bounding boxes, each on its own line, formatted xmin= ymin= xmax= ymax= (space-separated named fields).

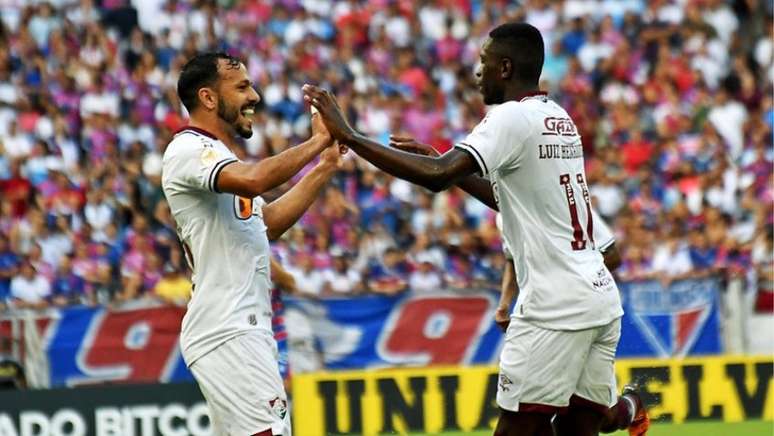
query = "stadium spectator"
xmin=321 ymin=249 xmax=363 ymax=295
xmin=153 ymin=262 xmax=191 ymax=305
xmin=408 ymin=253 xmax=444 ymax=293
xmin=50 ymin=254 xmax=88 ymax=307
xmin=366 ymin=246 xmax=409 ymax=295
xmin=9 ymin=260 xmax=50 ymax=309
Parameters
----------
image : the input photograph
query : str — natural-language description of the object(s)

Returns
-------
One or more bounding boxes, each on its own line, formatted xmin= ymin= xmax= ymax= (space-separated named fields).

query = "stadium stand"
xmin=0 ymin=0 xmax=771 ymax=312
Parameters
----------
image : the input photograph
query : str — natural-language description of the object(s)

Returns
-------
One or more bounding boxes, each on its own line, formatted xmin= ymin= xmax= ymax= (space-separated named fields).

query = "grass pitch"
xmin=398 ymin=420 xmax=773 ymax=435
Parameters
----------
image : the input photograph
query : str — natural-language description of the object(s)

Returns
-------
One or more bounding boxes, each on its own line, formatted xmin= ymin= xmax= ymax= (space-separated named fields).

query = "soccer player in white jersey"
xmin=302 ymin=23 xmax=648 ymax=436
xmin=162 ymin=52 xmax=343 ymax=436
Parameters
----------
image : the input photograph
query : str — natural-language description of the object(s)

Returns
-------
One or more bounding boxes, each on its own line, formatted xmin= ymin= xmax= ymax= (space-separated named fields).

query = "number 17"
xmin=560 ymin=173 xmax=595 ymax=251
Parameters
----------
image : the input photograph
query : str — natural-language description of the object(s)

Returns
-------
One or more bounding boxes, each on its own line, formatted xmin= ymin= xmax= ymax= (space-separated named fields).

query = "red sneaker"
xmin=623 ymin=384 xmax=650 ymax=436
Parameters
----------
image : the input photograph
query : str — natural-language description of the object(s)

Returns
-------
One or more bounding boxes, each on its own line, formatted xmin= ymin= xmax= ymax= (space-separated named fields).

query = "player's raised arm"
xmin=389 ymin=135 xmax=498 ymax=210
xmin=302 ymin=85 xmax=480 ymax=193
xmin=214 ymin=113 xmax=333 ymax=198
xmin=262 ymin=140 xmax=345 ymax=240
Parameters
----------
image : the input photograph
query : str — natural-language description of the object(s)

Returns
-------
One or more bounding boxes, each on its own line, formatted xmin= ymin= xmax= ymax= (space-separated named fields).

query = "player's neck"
xmin=188 ymin=115 xmax=236 ymax=148
xmin=503 ymin=84 xmax=542 ymax=103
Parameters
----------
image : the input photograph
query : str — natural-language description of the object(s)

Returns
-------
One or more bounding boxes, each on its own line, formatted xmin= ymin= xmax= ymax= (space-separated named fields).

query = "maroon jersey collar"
xmin=174 ymin=126 xmax=218 ymax=140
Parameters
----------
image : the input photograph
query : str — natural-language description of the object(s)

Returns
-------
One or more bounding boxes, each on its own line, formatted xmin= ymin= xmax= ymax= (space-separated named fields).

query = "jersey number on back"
xmin=559 ymin=173 xmax=595 ymax=251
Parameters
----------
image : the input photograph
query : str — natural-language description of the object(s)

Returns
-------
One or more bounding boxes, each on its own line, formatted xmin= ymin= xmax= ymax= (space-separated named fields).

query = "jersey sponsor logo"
xmin=592 ymin=267 xmax=614 ymax=290
xmin=234 ymin=196 xmax=253 ymax=220
xmin=542 ymin=117 xmax=578 ymax=137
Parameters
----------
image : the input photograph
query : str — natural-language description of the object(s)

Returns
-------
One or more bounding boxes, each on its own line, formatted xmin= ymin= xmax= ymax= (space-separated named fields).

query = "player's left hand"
xmin=495 ymin=305 xmax=510 ymax=332
xmin=303 ymin=84 xmax=355 ymax=143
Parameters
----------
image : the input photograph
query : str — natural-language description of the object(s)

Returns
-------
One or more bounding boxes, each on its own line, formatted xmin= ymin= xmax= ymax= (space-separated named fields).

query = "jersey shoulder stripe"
xmin=208 ymin=158 xmax=238 ymax=192
xmin=455 ymin=142 xmax=489 ymax=175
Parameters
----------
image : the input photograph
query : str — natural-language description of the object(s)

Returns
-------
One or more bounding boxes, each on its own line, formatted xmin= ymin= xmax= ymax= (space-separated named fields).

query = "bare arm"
xmin=262 ymin=145 xmax=344 ymax=240
xmin=347 ymin=133 xmax=478 ymax=192
xmin=270 ymin=257 xmax=297 ymax=293
xmin=215 ymin=113 xmax=332 ymax=198
xmin=495 ymin=260 xmax=517 ymax=331
xmin=389 ymin=136 xmax=498 ymax=210
xmin=602 ymin=243 xmax=622 ymax=272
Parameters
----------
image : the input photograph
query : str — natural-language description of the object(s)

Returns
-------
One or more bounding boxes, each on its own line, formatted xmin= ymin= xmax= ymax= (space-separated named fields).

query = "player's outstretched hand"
xmin=303 ymin=84 xmax=355 ymax=143
xmin=311 ymin=108 xmax=333 ymax=147
xmin=388 ymin=135 xmax=440 ymax=157
xmin=495 ymin=305 xmax=510 ymax=332
xmin=319 ymin=142 xmax=347 ymax=171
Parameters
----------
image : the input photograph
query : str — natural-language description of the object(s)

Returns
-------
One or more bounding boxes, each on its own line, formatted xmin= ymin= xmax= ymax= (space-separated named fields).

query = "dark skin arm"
xmin=602 ymin=243 xmax=622 ymax=272
xmin=388 ymin=136 xmax=498 ymax=210
xmin=302 ymin=85 xmax=482 ymax=194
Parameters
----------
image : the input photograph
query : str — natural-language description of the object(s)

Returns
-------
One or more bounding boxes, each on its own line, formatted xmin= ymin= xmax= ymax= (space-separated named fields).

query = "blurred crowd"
xmin=0 ymin=0 xmax=771 ymax=311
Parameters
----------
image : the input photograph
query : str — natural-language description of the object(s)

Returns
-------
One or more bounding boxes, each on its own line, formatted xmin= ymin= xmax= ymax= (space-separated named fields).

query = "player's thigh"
xmin=494 ymin=408 xmax=554 ymax=436
xmin=190 ymin=332 xmax=290 ymax=436
xmin=574 ymin=318 xmax=621 ymax=411
xmin=497 ymin=317 xmax=595 ymax=413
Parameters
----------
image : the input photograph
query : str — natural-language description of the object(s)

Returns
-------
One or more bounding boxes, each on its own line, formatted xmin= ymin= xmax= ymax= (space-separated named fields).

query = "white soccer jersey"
xmin=162 ymin=127 xmax=273 ymax=366
xmin=456 ymin=94 xmax=623 ymax=330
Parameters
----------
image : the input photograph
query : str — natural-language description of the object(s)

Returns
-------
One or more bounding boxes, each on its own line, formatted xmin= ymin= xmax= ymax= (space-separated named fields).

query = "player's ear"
xmin=501 ymin=57 xmax=513 ymax=80
xmin=198 ymin=87 xmax=218 ymax=112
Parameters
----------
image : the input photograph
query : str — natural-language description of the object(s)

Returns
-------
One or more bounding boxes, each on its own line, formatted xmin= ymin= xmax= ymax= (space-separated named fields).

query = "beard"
xmin=217 ymin=96 xmax=253 ymax=139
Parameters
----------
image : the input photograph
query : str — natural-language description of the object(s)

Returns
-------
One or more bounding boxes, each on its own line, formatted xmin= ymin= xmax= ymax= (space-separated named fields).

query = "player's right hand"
xmin=388 ymin=135 xmax=440 ymax=157
xmin=303 ymin=84 xmax=356 ymax=143
xmin=311 ymin=109 xmax=334 ymax=146
xmin=495 ymin=305 xmax=510 ymax=332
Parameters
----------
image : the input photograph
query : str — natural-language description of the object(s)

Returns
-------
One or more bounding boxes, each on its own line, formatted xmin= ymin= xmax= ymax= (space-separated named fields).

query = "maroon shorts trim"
xmin=518 ymin=402 xmax=568 ymax=414
xmin=568 ymin=394 xmax=610 ymax=414
xmin=252 ymin=429 xmax=272 ymax=436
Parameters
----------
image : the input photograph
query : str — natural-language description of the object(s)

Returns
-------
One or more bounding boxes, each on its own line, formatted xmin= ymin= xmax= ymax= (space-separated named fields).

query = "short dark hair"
xmin=177 ymin=52 xmax=242 ymax=112
xmin=488 ymin=22 xmax=545 ymax=85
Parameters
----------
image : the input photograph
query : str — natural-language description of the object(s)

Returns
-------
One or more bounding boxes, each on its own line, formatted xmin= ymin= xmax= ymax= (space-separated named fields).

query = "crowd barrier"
xmin=0 ymin=356 xmax=770 ymax=436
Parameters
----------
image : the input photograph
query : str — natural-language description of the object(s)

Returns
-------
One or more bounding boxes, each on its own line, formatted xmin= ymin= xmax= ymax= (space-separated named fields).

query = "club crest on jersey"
xmin=269 ymin=397 xmax=287 ymax=419
xmin=234 ymin=195 xmax=253 ymax=220
xmin=200 ymin=147 xmax=220 ymax=166
xmin=498 ymin=374 xmax=513 ymax=392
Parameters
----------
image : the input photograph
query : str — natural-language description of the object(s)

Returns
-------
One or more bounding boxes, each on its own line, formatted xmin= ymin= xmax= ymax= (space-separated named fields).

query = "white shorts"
xmin=190 ymin=331 xmax=291 ymax=436
xmin=497 ymin=316 xmax=621 ymax=414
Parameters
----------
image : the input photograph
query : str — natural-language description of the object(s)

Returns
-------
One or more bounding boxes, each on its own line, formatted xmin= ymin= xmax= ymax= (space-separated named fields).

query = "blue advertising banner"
xmin=284 ymin=279 xmax=722 ymax=368
xmin=617 ymin=278 xmax=722 ymax=357
xmin=0 ymin=279 xmax=722 ymax=387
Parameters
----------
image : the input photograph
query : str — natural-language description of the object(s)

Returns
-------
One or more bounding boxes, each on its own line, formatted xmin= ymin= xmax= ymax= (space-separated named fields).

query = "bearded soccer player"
xmin=162 ymin=52 xmax=343 ymax=436
xmin=303 ymin=23 xmax=647 ymax=436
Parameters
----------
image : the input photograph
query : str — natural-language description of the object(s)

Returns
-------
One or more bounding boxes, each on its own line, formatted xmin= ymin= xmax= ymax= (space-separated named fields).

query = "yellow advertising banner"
xmin=291 ymin=355 xmax=773 ymax=436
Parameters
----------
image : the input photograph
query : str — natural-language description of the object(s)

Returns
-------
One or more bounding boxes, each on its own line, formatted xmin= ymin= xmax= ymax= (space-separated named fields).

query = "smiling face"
xmin=213 ymin=60 xmax=261 ymax=138
xmin=475 ymin=38 xmax=507 ymax=105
